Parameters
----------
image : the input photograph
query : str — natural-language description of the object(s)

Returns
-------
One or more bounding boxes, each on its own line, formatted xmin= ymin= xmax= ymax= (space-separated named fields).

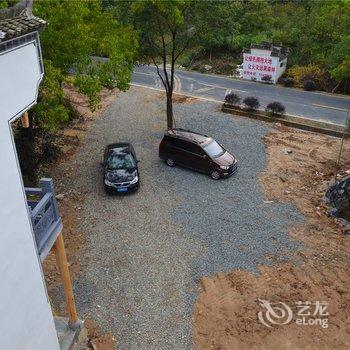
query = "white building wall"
xmin=277 ymin=58 xmax=287 ymax=79
xmin=0 ymin=41 xmax=59 ymax=349
xmin=243 ymin=48 xmax=287 ymax=84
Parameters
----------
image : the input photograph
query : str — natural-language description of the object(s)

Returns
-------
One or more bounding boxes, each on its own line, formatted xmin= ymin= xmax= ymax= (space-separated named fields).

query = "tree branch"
xmin=153 ymin=13 xmax=171 ymax=92
xmin=160 ymin=32 xmax=171 ymax=91
xmin=170 ymin=30 xmax=176 ymax=94
xmin=150 ymin=55 xmax=168 ymax=94
xmin=145 ymin=36 xmax=165 ymax=61
xmin=174 ymin=38 xmax=191 ymax=62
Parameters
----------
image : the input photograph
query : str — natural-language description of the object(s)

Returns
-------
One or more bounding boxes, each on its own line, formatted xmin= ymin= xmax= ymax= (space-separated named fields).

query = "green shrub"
xmin=266 ymin=102 xmax=286 ymax=116
xmin=279 ymin=77 xmax=294 ymax=87
xmin=303 ymin=80 xmax=316 ymax=91
xmin=287 ymin=64 xmax=324 ymax=89
xmin=243 ymin=96 xmax=260 ymax=110
xmin=74 ymin=75 xmax=102 ymax=111
xmin=14 ymin=128 xmax=61 ymax=186
xmin=225 ymin=93 xmax=241 ymax=106
xmin=261 ymin=75 xmax=272 ymax=83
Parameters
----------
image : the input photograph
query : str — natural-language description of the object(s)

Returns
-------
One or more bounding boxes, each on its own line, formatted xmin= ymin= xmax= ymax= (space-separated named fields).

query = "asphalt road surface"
xmin=132 ymin=65 xmax=350 ymax=126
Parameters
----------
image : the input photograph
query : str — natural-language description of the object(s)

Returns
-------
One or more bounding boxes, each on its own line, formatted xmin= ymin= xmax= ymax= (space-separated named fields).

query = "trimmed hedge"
xmin=261 ymin=75 xmax=272 ymax=83
xmin=303 ymin=80 xmax=316 ymax=91
xmin=266 ymin=102 xmax=286 ymax=117
xmin=225 ymin=92 xmax=241 ymax=106
xmin=243 ymin=96 xmax=260 ymax=110
xmin=281 ymin=77 xmax=295 ymax=87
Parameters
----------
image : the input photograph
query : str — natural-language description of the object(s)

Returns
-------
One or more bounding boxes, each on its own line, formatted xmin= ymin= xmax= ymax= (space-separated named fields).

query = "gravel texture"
xmin=59 ymin=87 xmax=302 ymax=349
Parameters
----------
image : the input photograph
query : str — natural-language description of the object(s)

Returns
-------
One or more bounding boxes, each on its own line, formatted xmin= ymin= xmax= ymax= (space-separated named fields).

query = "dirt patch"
xmin=173 ymin=93 xmax=198 ymax=104
xmin=84 ymin=319 xmax=116 ymax=350
xmin=55 ymin=84 xmax=119 ymax=155
xmin=153 ymin=90 xmax=198 ymax=104
xmin=63 ymin=83 xmax=118 ymax=121
xmin=194 ymin=125 xmax=350 ymax=349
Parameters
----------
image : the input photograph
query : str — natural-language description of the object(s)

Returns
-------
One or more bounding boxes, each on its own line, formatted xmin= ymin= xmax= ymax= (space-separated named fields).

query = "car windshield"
xmin=203 ymin=140 xmax=225 ymax=158
xmin=106 ymin=148 xmax=135 ymax=170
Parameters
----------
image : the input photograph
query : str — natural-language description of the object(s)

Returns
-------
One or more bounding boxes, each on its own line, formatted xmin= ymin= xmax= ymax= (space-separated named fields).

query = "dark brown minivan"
xmin=159 ymin=128 xmax=237 ymax=179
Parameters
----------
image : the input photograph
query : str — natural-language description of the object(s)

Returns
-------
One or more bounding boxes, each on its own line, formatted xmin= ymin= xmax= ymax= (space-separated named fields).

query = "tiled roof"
xmin=242 ymin=42 xmax=289 ymax=61
xmin=0 ymin=15 xmax=45 ymax=42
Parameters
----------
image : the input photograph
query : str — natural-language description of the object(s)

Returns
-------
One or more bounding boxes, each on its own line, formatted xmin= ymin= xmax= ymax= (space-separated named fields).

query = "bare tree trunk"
xmin=332 ymin=79 xmax=343 ymax=93
xmin=166 ymin=30 xmax=177 ymax=130
xmin=150 ymin=20 xmax=192 ymax=130
xmin=166 ymin=91 xmax=173 ymax=129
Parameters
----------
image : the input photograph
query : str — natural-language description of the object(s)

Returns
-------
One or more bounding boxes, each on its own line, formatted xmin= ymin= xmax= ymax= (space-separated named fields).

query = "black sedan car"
xmin=102 ymin=143 xmax=140 ymax=194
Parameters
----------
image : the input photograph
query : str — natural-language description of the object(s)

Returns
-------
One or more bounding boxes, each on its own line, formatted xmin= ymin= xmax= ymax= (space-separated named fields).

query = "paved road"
xmin=132 ymin=65 xmax=350 ymax=126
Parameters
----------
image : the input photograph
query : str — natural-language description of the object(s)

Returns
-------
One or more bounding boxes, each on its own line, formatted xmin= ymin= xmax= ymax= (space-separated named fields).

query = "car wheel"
xmin=166 ymin=158 xmax=175 ymax=167
xmin=104 ymin=185 xmax=112 ymax=194
xmin=210 ymin=170 xmax=221 ymax=180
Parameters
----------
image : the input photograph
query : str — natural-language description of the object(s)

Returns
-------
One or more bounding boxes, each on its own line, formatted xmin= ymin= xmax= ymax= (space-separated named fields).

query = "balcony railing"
xmin=25 ymin=178 xmax=62 ymax=261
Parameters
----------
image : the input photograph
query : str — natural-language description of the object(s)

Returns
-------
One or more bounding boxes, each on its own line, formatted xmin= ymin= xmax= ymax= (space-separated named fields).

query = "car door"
xmin=171 ymin=139 xmax=192 ymax=167
xmin=189 ymin=144 xmax=209 ymax=173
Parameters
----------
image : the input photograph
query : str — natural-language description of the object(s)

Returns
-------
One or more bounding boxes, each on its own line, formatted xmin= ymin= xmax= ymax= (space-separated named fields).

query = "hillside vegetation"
xmin=109 ymin=0 xmax=350 ymax=93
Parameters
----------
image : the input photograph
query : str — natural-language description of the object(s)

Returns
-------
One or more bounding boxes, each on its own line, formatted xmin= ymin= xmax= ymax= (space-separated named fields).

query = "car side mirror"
xmin=100 ymin=162 xmax=104 ymax=166
xmin=137 ymin=160 xmax=140 ymax=163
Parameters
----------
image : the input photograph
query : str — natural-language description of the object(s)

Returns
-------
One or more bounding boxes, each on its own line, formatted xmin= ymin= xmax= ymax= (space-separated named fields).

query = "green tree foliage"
xmin=191 ymin=0 xmax=241 ymax=57
xmin=270 ymin=0 xmax=350 ymax=91
xmin=0 ymin=1 xmax=8 ymax=9
xmin=2 ymin=0 xmax=137 ymax=184
xmin=270 ymin=0 xmax=350 ymax=67
xmin=0 ymin=0 xmax=18 ymax=9
xmin=120 ymin=0 xmax=194 ymax=129
xmin=327 ymin=36 xmax=350 ymax=81
xmin=32 ymin=0 xmax=138 ymax=129
xmin=111 ymin=0 xmax=349 ymax=93
xmin=31 ymin=61 xmax=70 ymax=131
xmin=74 ymin=75 xmax=102 ymax=111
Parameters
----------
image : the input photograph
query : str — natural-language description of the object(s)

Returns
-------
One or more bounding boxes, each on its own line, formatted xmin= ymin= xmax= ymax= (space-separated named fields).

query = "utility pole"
xmin=335 ymin=102 xmax=350 ymax=179
xmin=21 ymin=111 xmax=30 ymax=128
xmin=53 ymin=232 xmax=80 ymax=329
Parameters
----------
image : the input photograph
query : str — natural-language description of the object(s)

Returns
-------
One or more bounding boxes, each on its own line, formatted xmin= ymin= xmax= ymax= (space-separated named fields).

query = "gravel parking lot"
xmin=63 ymin=87 xmax=302 ymax=349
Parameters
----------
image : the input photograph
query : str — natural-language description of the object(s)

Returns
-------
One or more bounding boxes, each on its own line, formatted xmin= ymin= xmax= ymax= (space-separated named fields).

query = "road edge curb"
xmin=222 ymin=105 xmax=350 ymax=139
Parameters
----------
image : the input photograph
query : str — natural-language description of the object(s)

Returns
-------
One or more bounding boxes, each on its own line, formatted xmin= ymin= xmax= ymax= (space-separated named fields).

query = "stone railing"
xmin=25 ymin=178 xmax=62 ymax=261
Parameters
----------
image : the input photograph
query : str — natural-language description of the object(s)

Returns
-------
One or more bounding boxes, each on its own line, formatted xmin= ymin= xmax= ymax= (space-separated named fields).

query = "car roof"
xmin=105 ymin=142 xmax=134 ymax=153
xmin=106 ymin=142 xmax=131 ymax=149
xmin=166 ymin=128 xmax=212 ymax=146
